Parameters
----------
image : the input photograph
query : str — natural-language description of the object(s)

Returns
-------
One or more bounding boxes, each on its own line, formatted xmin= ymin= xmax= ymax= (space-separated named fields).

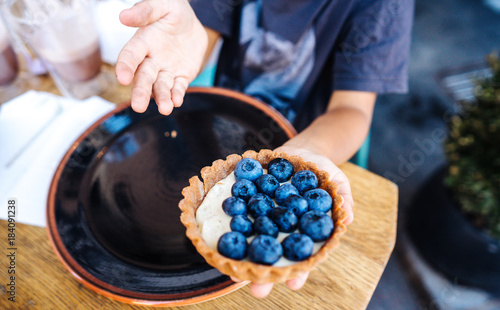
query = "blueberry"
xmin=248 ymin=235 xmax=283 ymax=265
xmin=248 ymin=193 xmax=275 ymax=218
xmin=299 ymin=210 xmax=334 ymax=242
xmin=268 ymin=158 xmax=294 ymax=182
xmin=254 ymin=174 xmax=279 ymax=197
xmin=217 ymin=231 xmax=248 ymax=260
xmin=282 ymin=233 xmax=314 ymax=261
xmin=222 ymin=197 xmax=247 ymax=216
xmin=303 ymin=188 xmax=332 ymax=213
xmin=234 ymin=158 xmax=263 ymax=182
xmin=253 ymin=216 xmax=279 ymax=238
xmin=272 ymin=206 xmax=298 ymax=233
xmin=230 ymin=215 xmax=254 ymax=237
xmin=274 ymin=183 xmax=300 ymax=205
xmin=283 ymin=194 xmax=309 ymax=217
xmin=291 ymin=170 xmax=318 ymax=195
xmin=231 ymin=179 xmax=257 ymax=201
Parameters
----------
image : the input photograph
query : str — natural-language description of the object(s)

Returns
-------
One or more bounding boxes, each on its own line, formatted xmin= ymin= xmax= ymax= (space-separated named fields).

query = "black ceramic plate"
xmin=47 ymin=87 xmax=296 ymax=306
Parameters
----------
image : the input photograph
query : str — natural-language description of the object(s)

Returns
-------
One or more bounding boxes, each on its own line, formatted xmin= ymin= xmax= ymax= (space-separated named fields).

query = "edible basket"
xmin=179 ymin=149 xmax=348 ymax=284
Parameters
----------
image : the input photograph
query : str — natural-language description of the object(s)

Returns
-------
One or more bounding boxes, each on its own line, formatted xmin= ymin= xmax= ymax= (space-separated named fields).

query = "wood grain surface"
xmin=0 ymin=64 xmax=398 ymax=309
xmin=0 ymin=163 xmax=397 ymax=310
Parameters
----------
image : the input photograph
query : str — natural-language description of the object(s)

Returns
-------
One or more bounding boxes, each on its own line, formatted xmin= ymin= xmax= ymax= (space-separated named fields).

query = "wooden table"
xmin=0 ymin=66 xmax=398 ymax=309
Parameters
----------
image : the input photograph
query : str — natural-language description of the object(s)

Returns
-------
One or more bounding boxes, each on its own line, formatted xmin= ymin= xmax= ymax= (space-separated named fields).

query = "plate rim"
xmin=46 ymin=87 xmax=297 ymax=306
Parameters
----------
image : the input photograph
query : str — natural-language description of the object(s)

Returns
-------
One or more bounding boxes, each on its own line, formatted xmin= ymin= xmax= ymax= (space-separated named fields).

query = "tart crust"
xmin=179 ymin=149 xmax=348 ymax=284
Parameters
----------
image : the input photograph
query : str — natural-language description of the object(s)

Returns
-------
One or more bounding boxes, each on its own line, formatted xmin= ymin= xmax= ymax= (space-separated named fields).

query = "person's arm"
xmin=281 ymin=90 xmax=376 ymax=165
xmin=278 ymin=90 xmax=376 ymax=224
xmin=202 ymin=27 xmax=221 ymax=69
xmin=246 ymin=90 xmax=376 ymax=298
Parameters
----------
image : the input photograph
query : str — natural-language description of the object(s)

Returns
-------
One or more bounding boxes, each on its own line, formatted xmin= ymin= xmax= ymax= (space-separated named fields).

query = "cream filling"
xmin=196 ymin=171 xmax=328 ymax=267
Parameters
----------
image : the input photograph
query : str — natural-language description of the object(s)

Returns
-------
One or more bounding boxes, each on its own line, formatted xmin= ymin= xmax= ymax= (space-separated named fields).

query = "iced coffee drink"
xmin=34 ymin=34 xmax=102 ymax=83
xmin=3 ymin=0 xmax=108 ymax=98
xmin=0 ymin=21 xmax=18 ymax=86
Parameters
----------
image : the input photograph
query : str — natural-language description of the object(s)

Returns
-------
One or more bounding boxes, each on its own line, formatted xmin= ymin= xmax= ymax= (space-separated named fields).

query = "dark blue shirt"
xmin=191 ymin=0 xmax=414 ymax=130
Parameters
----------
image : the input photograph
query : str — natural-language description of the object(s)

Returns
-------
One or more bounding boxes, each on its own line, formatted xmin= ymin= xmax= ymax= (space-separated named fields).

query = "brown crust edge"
xmin=179 ymin=149 xmax=348 ymax=284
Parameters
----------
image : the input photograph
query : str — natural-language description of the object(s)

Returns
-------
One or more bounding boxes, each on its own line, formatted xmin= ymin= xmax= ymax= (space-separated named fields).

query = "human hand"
xmin=230 ymin=272 xmax=309 ymax=298
xmin=232 ymin=146 xmax=354 ymax=298
xmin=275 ymin=145 xmax=354 ymax=225
xmin=116 ymin=0 xmax=208 ymax=115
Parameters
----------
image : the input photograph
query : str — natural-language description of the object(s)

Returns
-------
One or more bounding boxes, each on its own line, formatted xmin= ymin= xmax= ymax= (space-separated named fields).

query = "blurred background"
xmin=367 ymin=0 xmax=500 ymax=309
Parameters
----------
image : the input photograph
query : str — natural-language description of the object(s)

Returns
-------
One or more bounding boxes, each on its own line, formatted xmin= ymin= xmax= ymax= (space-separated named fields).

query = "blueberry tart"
xmin=179 ymin=149 xmax=347 ymax=284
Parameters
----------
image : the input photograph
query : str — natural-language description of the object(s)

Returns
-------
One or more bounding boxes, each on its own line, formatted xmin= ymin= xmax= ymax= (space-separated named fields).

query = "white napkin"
xmin=0 ymin=91 xmax=115 ymax=227
xmin=95 ymin=0 xmax=140 ymax=65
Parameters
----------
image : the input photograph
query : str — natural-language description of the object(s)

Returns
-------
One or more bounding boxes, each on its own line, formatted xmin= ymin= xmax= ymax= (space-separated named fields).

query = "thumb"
xmin=329 ymin=169 xmax=354 ymax=225
xmin=119 ymin=0 xmax=172 ymax=27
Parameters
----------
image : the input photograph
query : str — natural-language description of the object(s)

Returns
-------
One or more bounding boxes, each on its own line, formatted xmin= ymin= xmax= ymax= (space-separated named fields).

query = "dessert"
xmin=179 ymin=149 xmax=347 ymax=283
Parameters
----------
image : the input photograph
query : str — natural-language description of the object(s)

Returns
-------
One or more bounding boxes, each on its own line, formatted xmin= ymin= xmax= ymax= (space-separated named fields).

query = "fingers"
xmin=230 ymin=276 xmax=241 ymax=282
xmin=153 ymin=72 xmax=189 ymax=115
xmin=248 ymin=273 xmax=308 ymax=298
xmin=341 ymin=192 xmax=354 ymax=225
xmin=330 ymin=169 xmax=354 ymax=225
xmin=153 ymin=71 xmax=175 ymax=115
xmin=119 ymin=0 xmax=171 ymax=27
xmin=171 ymin=76 xmax=189 ymax=107
xmin=130 ymin=58 xmax=160 ymax=113
xmin=273 ymin=146 xmax=355 ymax=225
xmin=231 ymin=276 xmax=274 ymax=298
xmin=249 ymin=283 xmax=274 ymax=298
xmin=232 ymin=274 xmax=308 ymax=298
xmin=116 ymin=36 xmax=149 ymax=86
xmin=286 ymin=272 xmax=309 ymax=290
xmin=119 ymin=55 xmax=188 ymax=115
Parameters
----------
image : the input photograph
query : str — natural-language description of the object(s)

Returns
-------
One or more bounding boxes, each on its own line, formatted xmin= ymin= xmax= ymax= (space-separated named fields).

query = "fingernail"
xmin=132 ymin=100 xmax=146 ymax=113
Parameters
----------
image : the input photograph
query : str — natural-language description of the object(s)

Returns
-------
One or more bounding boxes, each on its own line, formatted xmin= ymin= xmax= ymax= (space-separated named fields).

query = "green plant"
xmin=445 ymin=54 xmax=500 ymax=239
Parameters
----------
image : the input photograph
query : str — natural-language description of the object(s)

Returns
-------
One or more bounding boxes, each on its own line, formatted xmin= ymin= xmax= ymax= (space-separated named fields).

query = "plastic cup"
xmin=0 ymin=19 xmax=18 ymax=86
xmin=2 ymin=0 xmax=111 ymax=99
